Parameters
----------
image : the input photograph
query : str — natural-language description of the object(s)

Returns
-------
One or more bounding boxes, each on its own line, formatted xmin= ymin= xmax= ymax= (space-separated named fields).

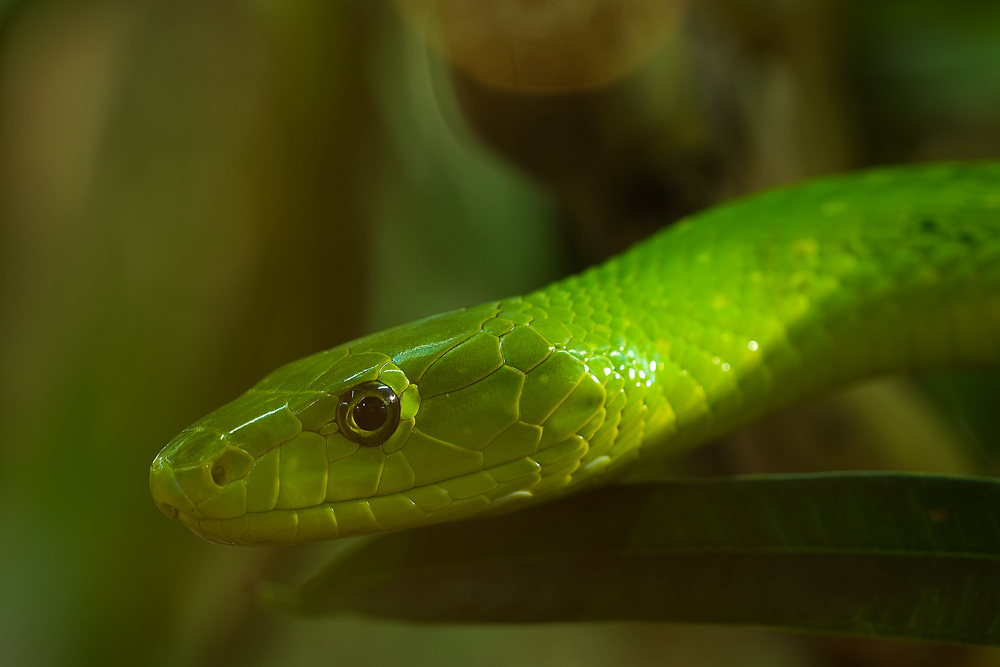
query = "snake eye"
xmin=337 ymin=381 xmax=400 ymax=446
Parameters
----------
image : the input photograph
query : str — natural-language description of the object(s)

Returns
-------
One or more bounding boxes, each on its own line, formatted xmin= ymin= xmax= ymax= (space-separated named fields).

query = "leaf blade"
xmin=270 ymin=473 xmax=1000 ymax=646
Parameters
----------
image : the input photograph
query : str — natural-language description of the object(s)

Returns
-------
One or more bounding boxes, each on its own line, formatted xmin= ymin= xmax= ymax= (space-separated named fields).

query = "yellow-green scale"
xmin=520 ymin=163 xmax=1000 ymax=497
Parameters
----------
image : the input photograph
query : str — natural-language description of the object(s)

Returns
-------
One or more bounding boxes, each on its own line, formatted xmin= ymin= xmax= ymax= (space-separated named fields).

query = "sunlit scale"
xmin=151 ymin=163 xmax=1000 ymax=545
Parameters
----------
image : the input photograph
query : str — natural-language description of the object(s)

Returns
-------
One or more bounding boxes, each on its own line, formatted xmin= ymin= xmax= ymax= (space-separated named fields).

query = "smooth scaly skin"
xmin=151 ymin=163 xmax=1000 ymax=546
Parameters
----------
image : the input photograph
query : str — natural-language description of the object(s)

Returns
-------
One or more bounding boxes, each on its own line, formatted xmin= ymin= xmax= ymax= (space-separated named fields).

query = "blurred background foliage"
xmin=0 ymin=0 xmax=998 ymax=665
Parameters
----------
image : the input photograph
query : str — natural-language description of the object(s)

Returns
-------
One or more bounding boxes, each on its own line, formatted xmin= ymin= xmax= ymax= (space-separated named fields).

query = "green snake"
xmin=150 ymin=162 xmax=1000 ymax=546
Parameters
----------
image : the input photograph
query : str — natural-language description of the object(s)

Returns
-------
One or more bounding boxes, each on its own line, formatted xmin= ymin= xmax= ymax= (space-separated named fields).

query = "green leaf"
xmin=265 ymin=473 xmax=1000 ymax=646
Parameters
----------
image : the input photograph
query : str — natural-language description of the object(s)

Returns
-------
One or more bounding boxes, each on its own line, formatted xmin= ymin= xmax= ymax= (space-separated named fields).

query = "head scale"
xmin=150 ymin=299 xmax=620 ymax=545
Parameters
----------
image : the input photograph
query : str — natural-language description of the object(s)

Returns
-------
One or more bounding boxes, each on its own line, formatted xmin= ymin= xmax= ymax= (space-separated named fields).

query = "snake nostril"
xmin=158 ymin=503 xmax=178 ymax=519
xmin=211 ymin=463 xmax=227 ymax=486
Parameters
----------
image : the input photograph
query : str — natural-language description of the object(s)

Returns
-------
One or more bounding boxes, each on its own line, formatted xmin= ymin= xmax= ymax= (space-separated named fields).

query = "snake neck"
xmin=521 ymin=164 xmax=1000 ymax=489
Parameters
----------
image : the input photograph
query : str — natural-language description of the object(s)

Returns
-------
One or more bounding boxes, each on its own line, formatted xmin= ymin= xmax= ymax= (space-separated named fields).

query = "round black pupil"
xmin=353 ymin=396 xmax=387 ymax=431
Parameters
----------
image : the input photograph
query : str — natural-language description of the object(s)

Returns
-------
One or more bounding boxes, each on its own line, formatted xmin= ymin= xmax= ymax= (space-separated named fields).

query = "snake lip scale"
xmin=150 ymin=162 xmax=1000 ymax=546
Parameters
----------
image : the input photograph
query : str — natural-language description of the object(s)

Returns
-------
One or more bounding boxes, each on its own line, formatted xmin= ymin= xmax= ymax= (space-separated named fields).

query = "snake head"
xmin=151 ymin=299 xmax=623 ymax=545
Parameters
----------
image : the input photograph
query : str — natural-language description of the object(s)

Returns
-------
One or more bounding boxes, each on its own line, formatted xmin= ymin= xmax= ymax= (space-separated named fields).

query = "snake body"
xmin=151 ymin=163 xmax=1000 ymax=545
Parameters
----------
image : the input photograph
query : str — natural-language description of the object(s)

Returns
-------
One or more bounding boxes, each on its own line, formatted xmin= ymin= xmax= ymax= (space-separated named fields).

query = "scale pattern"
xmin=150 ymin=163 xmax=1000 ymax=545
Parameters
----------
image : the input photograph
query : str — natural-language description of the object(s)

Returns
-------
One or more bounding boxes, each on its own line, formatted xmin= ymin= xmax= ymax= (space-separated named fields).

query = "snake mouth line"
xmin=172 ymin=462 xmax=560 ymax=545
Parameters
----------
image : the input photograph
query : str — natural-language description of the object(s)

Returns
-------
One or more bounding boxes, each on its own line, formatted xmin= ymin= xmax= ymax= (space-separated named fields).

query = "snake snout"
xmin=151 ymin=425 xmax=260 ymax=520
xmin=149 ymin=456 xmax=200 ymax=520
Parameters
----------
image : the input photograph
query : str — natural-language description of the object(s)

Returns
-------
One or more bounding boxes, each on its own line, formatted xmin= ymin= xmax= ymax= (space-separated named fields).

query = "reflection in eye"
xmin=353 ymin=395 xmax=388 ymax=431
xmin=337 ymin=381 xmax=400 ymax=446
